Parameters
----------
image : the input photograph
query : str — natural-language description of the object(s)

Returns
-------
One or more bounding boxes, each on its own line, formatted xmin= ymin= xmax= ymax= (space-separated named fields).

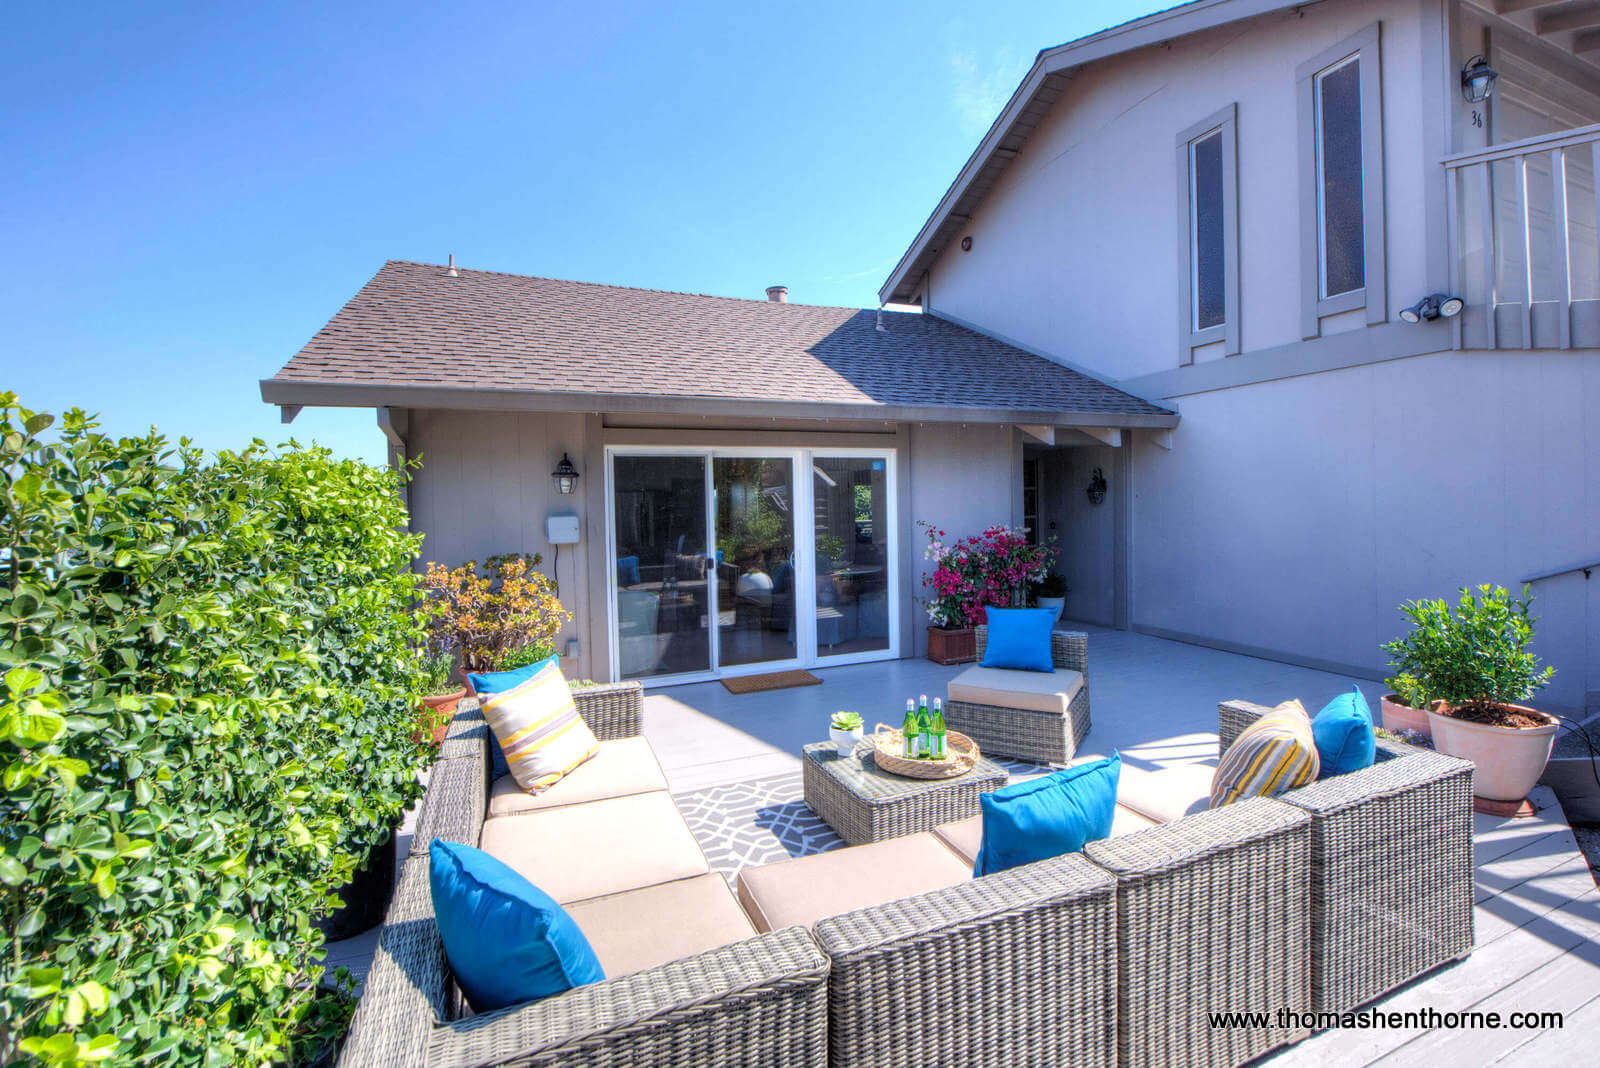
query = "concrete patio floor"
xmin=328 ymin=624 xmax=1600 ymax=1064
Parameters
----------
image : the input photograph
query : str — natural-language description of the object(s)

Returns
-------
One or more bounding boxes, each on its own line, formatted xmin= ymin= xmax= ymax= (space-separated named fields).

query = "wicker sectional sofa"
xmin=338 ymin=686 xmax=1474 ymax=1068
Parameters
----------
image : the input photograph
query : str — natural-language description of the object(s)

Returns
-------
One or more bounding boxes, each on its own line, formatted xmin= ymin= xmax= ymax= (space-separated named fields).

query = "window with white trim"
xmin=1176 ymin=103 xmax=1238 ymax=364
xmin=1297 ymin=23 xmax=1385 ymax=337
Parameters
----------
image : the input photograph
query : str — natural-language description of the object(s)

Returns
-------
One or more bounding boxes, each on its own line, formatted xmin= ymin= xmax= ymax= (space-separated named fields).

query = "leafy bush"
xmin=0 ymin=394 xmax=429 ymax=1065
xmin=417 ymin=650 xmax=458 ymax=696
xmin=419 ymin=554 xmax=569 ymax=672
xmin=1382 ymin=584 xmax=1556 ymax=709
xmin=490 ymin=641 xmax=556 ymax=673
xmin=1032 ymin=571 xmax=1069 ymax=599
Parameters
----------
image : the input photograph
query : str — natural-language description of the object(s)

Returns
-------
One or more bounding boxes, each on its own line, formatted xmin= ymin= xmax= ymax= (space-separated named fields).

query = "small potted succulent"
xmin=415 ymin=649 xmax=466 ymax=747
xmin=1033 ymin=571 xmax=1069 ymax=624
xmin=1384 ymin=585 xmax=1558 ymax=802
xmin=829 ymin=710 xmax=865 ymax=756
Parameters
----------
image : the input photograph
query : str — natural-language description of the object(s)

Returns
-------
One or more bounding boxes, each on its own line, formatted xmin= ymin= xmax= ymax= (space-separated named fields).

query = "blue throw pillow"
xmin=467 ymin=653 xmax=559 ymax=697
xmin=429 ymin=839 xmax=604 ymax=1012
xmin=1312 ymin=686 xmax=1376 ymax=778
xmin=973 ymin=753 xmax=1121 ymax=876
xmin=980 ymin=607 xmax=1056 ymax=672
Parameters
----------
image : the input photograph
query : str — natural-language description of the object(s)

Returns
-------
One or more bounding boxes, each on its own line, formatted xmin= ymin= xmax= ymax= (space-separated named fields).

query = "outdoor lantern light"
xmin=1399 ymin=293 xmax=1465 ymax=324
xmin=1461 ymin=55 xmax=1498 ymax=103
xmin=1086 ymin=467 xmax=1107 ymax=506
xmin=552 ymin=453 xmax=580 ymax=494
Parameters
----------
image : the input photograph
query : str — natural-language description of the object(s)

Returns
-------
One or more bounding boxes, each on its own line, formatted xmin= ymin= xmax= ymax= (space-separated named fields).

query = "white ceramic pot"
xmin=1038 ymin=596 xmax=1066 ymax=624
xmin=1379 ymin=693 xmax=1431 ymax=739
xmin=1426 ymin=702 xmax=1558 ymax=801
xmin=829 ymin=726 xmax=865 ymax=756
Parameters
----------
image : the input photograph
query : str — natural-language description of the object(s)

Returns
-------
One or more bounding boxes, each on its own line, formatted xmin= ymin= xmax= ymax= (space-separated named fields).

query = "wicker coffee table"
xmin=801 ymin=741 xmax=1008 ymax=846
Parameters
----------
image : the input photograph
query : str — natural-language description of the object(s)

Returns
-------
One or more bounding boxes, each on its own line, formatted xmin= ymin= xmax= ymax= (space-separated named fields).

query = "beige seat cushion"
xmin=479 ymin=791 xmax=708 ymax=904
xmin=1116 ymin=763 xmax=1216 ymax=824
xmin=489 ymin=737 xmax=668 ymax=818
xmin=947 ymin=666 xmax=1085 ymax=716
xmin=565 ymin=873 xmax=756 ymax=978
xmin=932 ymin=804 xmax=1158 ymax=866
xmin=736 ymin=832 xmax=971 ymax=932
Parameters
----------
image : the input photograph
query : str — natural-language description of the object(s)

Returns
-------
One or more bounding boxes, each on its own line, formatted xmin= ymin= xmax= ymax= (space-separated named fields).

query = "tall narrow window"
xmin=1175 ymin=103 xmax=1238 ymax=364
xmin=1297 ymin=23 xmax=1384 ymax=337
xmin=1315 ymin=57 xmax=1364 ymax=298
xmin=1191 ymin=131 xmax=1226 ymax=328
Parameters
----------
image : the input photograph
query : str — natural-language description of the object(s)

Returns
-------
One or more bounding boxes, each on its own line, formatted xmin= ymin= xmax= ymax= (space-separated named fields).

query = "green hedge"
xmin=0 ymin=393 xmax=430 ymax=1065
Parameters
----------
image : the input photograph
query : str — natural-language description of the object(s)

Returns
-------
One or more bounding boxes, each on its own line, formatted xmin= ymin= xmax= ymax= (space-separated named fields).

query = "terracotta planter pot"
xmin=416 ymin=687 xmax=467 ymax=746
xmin=926 ymin=626 xmax=977 ymax=665
xmin=1379 ymin=693 xmax=1431 ymax=739
xmin=1426 ymin=701 xmax=1558 ymax=801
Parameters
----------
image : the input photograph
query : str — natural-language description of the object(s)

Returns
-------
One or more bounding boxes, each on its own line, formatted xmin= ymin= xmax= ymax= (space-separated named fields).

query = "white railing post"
xmin=1552 ymin=147 xmax=1572 ymax=350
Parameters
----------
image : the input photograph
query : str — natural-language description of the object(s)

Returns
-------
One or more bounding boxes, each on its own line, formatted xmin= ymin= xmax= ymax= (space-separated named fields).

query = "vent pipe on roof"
xmin=765 ymin=285 xmax=788 ymax=303
xmin=447 ymin=254 xmax=459 ymax=277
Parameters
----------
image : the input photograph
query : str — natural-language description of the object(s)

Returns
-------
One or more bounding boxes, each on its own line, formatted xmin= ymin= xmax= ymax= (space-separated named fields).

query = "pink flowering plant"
xmin=918 ymin=521 xmax=1057 ymax=629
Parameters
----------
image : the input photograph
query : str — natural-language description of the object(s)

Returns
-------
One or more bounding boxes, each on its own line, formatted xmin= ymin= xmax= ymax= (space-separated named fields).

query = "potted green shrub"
xmin=1383 ymin=585 xmax=1558 ymax=802
xmin=1033 ymin=571 xmax=1069 ymax=623
xmin=1378 ymin=672 xmax=1433 ymax=740
xmin=415 ymin=649 xmax=466 ymax=747
xmin=829 ymin=710 xmax=865 ymax=755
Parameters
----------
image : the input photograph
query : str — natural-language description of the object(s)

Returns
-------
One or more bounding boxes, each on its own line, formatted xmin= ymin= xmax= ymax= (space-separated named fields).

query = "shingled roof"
xmin=262 ymin=260 xmax=1175 ymax=427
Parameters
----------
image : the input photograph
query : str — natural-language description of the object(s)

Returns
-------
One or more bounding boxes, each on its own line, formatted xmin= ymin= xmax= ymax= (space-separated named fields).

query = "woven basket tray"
xmin=870 ymin=724 xmax=982 ymax=779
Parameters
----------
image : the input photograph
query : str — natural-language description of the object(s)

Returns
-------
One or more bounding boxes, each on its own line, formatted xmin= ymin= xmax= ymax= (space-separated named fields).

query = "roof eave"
xmin=878 ymin=0 xmax=1321 ymax=305
xmin=259 ymin=378 xmax=1180 ymax=429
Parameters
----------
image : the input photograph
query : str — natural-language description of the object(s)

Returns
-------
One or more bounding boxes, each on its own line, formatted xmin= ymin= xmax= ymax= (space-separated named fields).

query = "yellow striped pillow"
xmin=480 ymin=658 xmax=599 ymax=794
xmin=1211 ymin=700 xmax=1321 ymax=808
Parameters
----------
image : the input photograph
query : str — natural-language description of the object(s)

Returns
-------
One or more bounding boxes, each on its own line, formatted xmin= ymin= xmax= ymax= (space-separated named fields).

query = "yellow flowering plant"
xmin=419 ymin=553 xmax=572 ymax=673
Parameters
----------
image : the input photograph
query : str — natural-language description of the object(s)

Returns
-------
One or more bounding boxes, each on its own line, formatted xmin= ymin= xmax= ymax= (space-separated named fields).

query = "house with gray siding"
xmin=263 ymin=0 xmax=1598 ymax=717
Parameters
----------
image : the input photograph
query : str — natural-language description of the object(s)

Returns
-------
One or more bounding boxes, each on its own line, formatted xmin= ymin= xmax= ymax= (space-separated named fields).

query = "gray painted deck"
xmin=328 ymin=624 xmax=1599 ymax=1062
xmin=645 ymin=624 xmax=1599 ymax=1064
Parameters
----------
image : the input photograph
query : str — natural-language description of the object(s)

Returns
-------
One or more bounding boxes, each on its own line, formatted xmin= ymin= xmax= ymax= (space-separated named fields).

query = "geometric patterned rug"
xmin=672 ymin=756 xmax=1053 ymax=882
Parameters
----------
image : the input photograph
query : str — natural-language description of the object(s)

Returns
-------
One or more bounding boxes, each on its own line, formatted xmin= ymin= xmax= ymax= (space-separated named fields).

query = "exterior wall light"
xmin=1399 ymin=293 xmax=1465 ymax=323
xmin=1086 ymin=467 xmax=1107 ymax=506
xmin=552 ymin=453 xmax=580 ymax=494
xmin=1461 ymin=55 xmax=1498 ymax=103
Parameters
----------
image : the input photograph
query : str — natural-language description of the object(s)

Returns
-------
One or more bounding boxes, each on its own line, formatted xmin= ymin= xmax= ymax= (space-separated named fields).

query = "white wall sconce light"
xmin=1399 ymin=293 xmax=1465 ymax=324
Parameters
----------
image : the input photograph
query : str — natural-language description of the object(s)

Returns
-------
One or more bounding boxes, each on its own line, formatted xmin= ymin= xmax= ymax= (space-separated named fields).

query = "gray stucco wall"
xmin=906 ymin=422 xmax=1022 ymax=653
xmin=1131 ymin=348 xmax=1600 ymax=713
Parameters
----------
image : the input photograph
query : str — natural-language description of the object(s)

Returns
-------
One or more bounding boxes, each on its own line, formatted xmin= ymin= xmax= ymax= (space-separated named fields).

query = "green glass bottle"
xmin=931 ymin=697 xmax=947 ymax=760
xmin=916 ymin=693 xmax=932 ymax=760
xmin=902 ymin=698 xmax=918 ymax=759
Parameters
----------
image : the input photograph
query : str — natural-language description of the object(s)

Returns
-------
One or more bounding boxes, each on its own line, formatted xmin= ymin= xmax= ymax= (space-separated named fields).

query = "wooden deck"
xmin=1271 ymin=784 xmax=1599 ymax=1065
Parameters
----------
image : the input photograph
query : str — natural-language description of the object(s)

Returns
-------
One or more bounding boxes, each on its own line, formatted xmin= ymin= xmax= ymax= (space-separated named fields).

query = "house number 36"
xmin=1472 ymin=109 xmax=1484 ymax=128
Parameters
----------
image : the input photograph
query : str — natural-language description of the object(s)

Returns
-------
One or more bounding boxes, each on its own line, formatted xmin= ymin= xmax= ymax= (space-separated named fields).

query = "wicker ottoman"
xmin=802 ymin=741 xmax=1007 ymax=846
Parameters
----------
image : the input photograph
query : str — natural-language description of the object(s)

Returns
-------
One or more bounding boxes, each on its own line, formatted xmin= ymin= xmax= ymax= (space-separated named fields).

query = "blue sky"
xmin=2 ymin=1 xmax=1162 ymax=464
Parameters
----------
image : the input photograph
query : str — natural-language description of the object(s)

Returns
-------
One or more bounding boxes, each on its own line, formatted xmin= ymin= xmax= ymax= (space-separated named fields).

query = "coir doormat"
xmin=720 ymin=669 xmax=822 ymax=694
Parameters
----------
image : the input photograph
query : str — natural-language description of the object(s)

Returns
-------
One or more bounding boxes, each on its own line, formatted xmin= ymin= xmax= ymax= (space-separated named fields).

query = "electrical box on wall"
xmin=546 ymin=514 xmax=580 ymax=545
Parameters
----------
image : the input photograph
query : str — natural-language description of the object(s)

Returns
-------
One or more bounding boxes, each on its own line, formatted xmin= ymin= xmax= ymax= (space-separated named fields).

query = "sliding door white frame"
xmin=604 ymin=444 xmax=899 ymax=687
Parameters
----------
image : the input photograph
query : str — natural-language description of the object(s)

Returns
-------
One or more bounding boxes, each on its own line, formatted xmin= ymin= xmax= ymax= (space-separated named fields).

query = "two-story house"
xmin=262 ymin=0 xmax=1598 ymax=717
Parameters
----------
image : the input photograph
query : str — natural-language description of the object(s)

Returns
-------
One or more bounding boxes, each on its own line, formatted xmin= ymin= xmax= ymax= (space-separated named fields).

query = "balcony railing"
xmin=1444 ymin=121 xmax=1600 ymax=349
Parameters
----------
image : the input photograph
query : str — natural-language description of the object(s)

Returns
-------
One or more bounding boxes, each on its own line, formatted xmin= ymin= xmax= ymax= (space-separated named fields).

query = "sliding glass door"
xmin=608 ymin=447 xmax=897 ymax=683
xmin=713 ymin=457 xmax=797 ymax=668
xmin=811 ymin=456 xmax=891 ymax=659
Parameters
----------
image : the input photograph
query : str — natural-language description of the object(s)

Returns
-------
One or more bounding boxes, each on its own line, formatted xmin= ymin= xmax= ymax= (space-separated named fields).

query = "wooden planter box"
xmin=926 ymin=626 xmax=977 ymax=665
